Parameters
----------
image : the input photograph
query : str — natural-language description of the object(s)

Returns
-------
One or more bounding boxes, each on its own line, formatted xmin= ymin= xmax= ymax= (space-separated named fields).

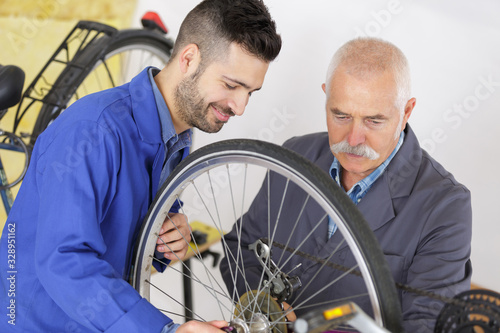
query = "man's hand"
xmin=177 ymin=320 xmax=228 ymax=332
xmin=282 ymin=301 xmax=297 ymax=321
xmin=156 ymin=213 xmax=192 ymax=260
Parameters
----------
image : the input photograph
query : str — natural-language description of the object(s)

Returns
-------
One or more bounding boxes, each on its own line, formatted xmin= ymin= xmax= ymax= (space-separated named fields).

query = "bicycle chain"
xmin=260 ymin=238 xmax=471 ymax=309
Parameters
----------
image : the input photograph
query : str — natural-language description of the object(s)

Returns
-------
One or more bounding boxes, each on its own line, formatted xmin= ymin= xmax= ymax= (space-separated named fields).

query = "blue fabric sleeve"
xmin=161 ymin=322 xmax=181 ymax=333
xmin=34 ymin=121 xmax=171 ymax=332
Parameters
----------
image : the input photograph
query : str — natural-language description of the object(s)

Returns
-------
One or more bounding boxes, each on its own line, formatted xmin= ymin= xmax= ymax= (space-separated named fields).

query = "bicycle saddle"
xmin=0 ymin=65 xmax=25 ymax=112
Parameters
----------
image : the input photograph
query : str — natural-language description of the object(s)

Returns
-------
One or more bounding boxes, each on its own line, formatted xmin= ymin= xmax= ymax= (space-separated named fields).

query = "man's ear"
xmin=177 ymin=43 xmax=201 ymax=75
xmin=401 ymin=97 xmax=416 ymax=130
xmin=322 ymin=83 xmax=326 ymax=94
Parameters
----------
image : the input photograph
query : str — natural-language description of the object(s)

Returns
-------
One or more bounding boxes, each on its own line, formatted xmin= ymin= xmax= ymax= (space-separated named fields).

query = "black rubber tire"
xmin=30 ymin=29 xmax=172 ymax=145
xmin=132 ymin=139 xmax=404 ymax=332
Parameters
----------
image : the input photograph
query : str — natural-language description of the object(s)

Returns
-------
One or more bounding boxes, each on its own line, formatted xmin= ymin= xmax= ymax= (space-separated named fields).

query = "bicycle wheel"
xmin=30 ymin=29 xmax=172 ymax=144
xmin=131 ymin=139 xmax=403 ymax=332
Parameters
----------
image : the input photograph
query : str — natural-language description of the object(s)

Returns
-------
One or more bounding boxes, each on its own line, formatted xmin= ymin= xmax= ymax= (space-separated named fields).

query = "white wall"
xmin=132 ymin=0 xmax=500 ymax=291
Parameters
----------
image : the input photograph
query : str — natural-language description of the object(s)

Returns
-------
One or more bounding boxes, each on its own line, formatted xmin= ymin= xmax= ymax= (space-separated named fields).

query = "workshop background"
xmin=1 ymin=0 xmax=498 ymax=301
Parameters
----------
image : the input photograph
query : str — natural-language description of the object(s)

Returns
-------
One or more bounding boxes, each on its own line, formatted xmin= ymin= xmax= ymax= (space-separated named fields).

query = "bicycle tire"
xmin=30 ymin=28 xmax=172 ymax=145
xmin=131 ymin=139 xmax=403 ymax=332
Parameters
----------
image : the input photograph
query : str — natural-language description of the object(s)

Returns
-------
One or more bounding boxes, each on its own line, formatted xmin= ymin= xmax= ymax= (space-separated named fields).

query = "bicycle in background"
xmin=0 ymin=12 xmax=173 ymax=214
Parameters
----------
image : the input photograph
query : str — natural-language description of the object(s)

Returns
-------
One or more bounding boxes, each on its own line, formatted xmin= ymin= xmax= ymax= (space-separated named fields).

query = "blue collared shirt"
xmin=148 ymin=68 xmax=192 ymax=191
xmin=327 ymin=131 xmax=405 ymax=238
xmin=148 ymin=68 xmax=192 ymax=333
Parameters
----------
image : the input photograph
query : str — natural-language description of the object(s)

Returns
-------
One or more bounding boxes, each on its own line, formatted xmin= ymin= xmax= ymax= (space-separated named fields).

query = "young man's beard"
xmin=174 ymin=70 xmax=233 ymax=134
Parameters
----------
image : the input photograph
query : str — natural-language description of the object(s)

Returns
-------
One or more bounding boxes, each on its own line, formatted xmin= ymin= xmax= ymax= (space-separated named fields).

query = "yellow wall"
xmin=0 ymin=0 xmax=137 ymax=230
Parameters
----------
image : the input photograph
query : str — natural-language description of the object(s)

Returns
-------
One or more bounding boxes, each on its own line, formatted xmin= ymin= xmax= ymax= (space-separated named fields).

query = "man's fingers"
xmin=157 ymin=213 xmax=192 ymax=244
xmin=159 ymin=213 xmax=189 ymax=233
xmin=156 ymin=238 xmax=189 ymax=253
xmin=177 ymin=320 xmax=229 ymax=333
xmin=155 ymin=213 xmax=192 ymax=260
xmin=157 ymin=246 xmax=188 ymax=260
xmin=206 ymin=320 xmax=229 ymax=329
xmin=282 ymin=301 xmax=297 ymax=321
xmin=156 ymin=225 xmax=191 ymax=245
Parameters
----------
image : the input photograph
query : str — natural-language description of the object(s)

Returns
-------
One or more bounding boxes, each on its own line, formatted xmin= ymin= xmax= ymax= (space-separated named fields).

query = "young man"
xmin=0 ymin=0 xmax=281 ymax=332
xmin=221 ymin=37 xmax=472 ymax=332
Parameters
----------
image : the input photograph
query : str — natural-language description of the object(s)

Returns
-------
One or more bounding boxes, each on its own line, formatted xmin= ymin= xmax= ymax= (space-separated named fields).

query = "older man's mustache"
xmin=330 ymin=141 xmax=380 ymax=160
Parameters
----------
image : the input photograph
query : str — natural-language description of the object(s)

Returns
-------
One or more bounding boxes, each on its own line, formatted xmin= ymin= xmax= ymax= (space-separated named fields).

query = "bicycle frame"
xmin=13 ymin=21 xmax=118 ymax=142
xmin=0 ymin=132 xmax=29 ymax=214
xmin=0 ymin=21 xmax=118 ymax=215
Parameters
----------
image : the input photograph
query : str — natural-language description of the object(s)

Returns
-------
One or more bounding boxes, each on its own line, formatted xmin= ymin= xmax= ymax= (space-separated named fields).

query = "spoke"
xmin=234 ymin=164 xmax=253 ymax=300
xmin=205 ymin=170 xmax=231 ymax=319
xmin=272 ymin=324 xmax=286 ymax=333
xmin=187 ymin=179 xmax=234 ymax=276
xmin=268 ymin=178 xmax=290 ymax=253
xmin=291 ymin=262 xmax=359 ymax=316
xmin=288 ymin=292 xmax=369 ymax=311
xmin=141 ymin=52 xmax=155 ymax=68
xmin=276 ymin=195 xmax=310 ymax=266
xmin=156 ymin=308 xmax=199 ymax=322
xmin=222 ymin=164 xmax=256 ymax=318
xmin=251 ymin=261 xmax=272 ymax=316
xmin=267 ymin=170 xmax=271 ymax=242
xmin=174 ymin=206 xmax=236 ymax=320
xmin=154 ymin=229 xmax=235 ymax=318
xmin=290 ymin=238 xmax=346 ymax=306
xmin=225 ymin=164 xmax=240 ymax=317
xmin=192 ymin=180 xmax=218 ymax=228
xmin=121 ymin=51 xmax=131 ymax=82
xmin=101 ymin=59 xmax=115 ymax=88
xmin=139 ymin=49 xmax=147 ymax=68
xmin=219 ymin=235 xmax=264 ymax=321
xmin=147 ymin=279 xmax=206 ymax=322
xmin=155 ymin=257 xmax=231 ymax=301
xmin=158 ymin=202 xmax=205 ymax=264
xmin=274 ymin=213 xmax=329 ymax=274
xmin=179 ymin=176 xmax=254 ymax=321
xmin=219 ymin=232 xmax=256 ymax=298
xmin=249 ymin=171 xmax=275 ymax=315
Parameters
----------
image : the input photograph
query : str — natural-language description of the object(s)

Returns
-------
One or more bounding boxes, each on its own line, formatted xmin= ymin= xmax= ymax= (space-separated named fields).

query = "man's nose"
xmin=347 ymin=123 xmax=366 ymax=147
xmin=228 ymin=92 xmax=249 ymax=116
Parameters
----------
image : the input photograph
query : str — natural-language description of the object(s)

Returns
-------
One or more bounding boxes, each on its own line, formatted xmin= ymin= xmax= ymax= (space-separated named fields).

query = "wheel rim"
xmin=132 ymin=140 xmax=401 ymax=331
xmin=71 ymin=42 xmax=170 ymax=102
xmin=33 ymin=40 xmax=172 ymax=138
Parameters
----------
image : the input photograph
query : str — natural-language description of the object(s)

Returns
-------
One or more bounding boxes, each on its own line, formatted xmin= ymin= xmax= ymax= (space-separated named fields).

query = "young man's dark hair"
xmin=170 ymin=0 xmax=282 ymax=66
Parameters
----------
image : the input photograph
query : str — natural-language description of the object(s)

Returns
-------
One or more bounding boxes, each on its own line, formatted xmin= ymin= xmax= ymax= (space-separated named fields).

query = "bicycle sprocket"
xmin=434 ymin=289 xmax=500 ymax=333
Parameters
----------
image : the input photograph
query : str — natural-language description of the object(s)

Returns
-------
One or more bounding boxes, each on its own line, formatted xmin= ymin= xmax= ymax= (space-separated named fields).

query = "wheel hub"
xmin=231 ymin=290 xmax=287 ymax=333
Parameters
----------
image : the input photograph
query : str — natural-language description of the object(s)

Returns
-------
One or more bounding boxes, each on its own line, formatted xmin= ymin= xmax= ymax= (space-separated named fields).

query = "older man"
xmin=221 ymin=37 xmax=472 ymax=332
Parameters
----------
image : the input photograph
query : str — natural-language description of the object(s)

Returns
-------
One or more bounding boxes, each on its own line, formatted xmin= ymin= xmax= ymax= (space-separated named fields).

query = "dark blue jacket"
xmin=221 ymin=125 xmax=472 ymax=332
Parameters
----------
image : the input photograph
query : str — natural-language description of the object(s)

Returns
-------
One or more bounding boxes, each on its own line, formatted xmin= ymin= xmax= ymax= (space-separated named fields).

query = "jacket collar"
xmin=356 ymin=124 xmax=421 ymax=232
xmin=128 ymin=67 xmax=163 ymax=145
xmin=383 ymin=124 xmax=421 ymax=200
xmin=316 ymin=125 xmax=422 ymax=254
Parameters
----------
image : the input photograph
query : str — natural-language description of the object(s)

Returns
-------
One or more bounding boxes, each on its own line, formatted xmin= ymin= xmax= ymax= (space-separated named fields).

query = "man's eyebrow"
xmin=366 ymin=114 xmax=388 ymax=120
xmin=330 ymin=108 xmax=388 ymax=120
xmin=330 ymin=108 xmax=348 ymax=115
xmin=222 ymin=75 xmax=261 ymax=91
